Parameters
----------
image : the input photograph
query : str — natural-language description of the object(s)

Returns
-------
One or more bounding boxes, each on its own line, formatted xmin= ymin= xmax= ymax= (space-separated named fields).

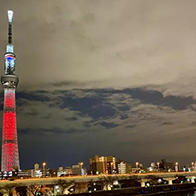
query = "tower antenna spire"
xmin=8 ymin=10 xmax=13 ymax=44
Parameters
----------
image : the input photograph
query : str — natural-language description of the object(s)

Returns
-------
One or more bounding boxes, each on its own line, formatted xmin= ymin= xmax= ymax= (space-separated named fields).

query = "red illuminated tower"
xmin=1 ymin=10 xmax=20 ymax=171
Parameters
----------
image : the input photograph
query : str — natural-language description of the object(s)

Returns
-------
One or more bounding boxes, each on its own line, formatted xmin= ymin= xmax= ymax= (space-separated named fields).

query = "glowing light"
xmin=5 ymin=54 xmax=16 ymax=60
xmin=3 ymin=112 xmax=16 ymax=140
xmin=1 ymin=88 xmax=19 ymax=171
xmin=8 ymin=10 xmax=13 ymax=23
xmin=6 ymin=45 xmax=14 ymax=53
xmin=4 ymin=89 xmax=15 ymax=107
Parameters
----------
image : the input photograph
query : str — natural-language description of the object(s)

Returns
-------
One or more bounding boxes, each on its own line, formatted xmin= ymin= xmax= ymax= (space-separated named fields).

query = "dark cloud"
xmin=122 ymin=88 xmax=196 ymax=110
xmin=97 ymin=121 xmax=118 ymax=129
xmin=57 ymin=95 xmax=117 ymax=120
xmin=117 ymin=105 xmax=130 ymax=111
xmin=4 ymin=87 xmax=196 ymax=168
xmin=16 ymin=91 xmax=50 ymax=102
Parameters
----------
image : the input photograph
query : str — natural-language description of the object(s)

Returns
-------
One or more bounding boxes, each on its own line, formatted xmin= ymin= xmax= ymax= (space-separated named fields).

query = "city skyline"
xmin=1 ymin=0 xmax=196 ymax=169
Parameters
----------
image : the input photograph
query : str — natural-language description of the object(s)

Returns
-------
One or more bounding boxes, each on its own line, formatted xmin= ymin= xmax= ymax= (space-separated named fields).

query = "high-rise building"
xmin=90 ymin=155 xmax=107 ymax=174
xmin=1 ymin=10 xmax=20 ymax=171
xmin=106 ymin=156 xmax=116 ymax=174
xmin=89 ymin=155 xmax=116 ymax=174
xmin=117 ymin=161 xmax=132 ymax=174
xmin=117 ymin=161 xmax=126 ymax=174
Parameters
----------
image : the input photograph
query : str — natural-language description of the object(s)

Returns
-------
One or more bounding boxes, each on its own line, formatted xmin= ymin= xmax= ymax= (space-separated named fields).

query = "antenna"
xmin=8 ymin=10 xmax=13 ymax=44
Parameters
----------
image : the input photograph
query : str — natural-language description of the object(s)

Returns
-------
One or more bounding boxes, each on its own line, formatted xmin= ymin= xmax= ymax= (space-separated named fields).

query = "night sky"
xmin=1 ymin=0 xmax=196 ymax=169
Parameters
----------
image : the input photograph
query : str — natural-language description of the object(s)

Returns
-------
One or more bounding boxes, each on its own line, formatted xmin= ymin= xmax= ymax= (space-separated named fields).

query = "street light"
xmin=42 ymin=162 xmax=47 ymax=177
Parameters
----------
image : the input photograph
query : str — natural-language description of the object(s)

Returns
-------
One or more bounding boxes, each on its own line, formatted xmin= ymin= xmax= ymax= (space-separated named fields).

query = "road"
xmin=0 ymin=171 xmax=195 ymax=188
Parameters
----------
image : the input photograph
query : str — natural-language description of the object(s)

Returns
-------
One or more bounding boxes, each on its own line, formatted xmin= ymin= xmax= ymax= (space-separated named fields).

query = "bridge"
xmin=1 ymin=171 xmax=196 ymax=195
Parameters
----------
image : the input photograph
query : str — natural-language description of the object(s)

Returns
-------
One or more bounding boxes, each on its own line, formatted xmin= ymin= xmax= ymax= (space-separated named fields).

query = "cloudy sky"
xmin=1 ymin=0 xmax=196 ymax=169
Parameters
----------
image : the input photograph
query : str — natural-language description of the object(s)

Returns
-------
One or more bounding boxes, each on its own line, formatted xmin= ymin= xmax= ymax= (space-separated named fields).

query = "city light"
xmin=8 ymin=10 xmax=13 ymax=23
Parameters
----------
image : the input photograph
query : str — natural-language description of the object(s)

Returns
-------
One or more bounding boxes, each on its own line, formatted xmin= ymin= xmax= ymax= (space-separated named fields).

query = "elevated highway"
xmin=1 ymin=171 xmax=196 ymax=195
xmin=0 ymin=171 xmax=196 ymax=187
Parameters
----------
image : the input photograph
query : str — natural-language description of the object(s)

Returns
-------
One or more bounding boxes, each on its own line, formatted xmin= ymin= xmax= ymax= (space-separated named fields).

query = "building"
xmin=18 ymin=170 xmax=31 ymax=178
xmin=57 ymin=167 xmax=65 ymax=177
xmin=148 ymin=162 xmax=157 ymax=172
xmin=117 ymin=161 xmax=132 ymax=174
xmin=72 ymin=162 xmax=85 ymax=176
xmin=117 ymin=161 xmax=126 ymax=174
xmin=90 ymin=155 xmax=107 ymax=174
xmin=34 ymin=163 xmax=39 ymax=171
xmin=106 ymin=156 xmax=116 ymax=174
xmin=126 ymin=162 xmax=132 ymax=173
xmin=191 ymin=162 xmax=196 ymax=171
xmin=1 ymin=10 xmax=20 ymax=171
xmin=160 ymin=159 xmax=175 ymax=171
xmin=65 ymin=167 xmax=72 ymax=175
xmin=31 ymin=163 xmax=42 ymax=178
xmin=31 ymin=169 xmax=42 ymax=178
xmin=89 ymin=155 xmax=116 ymax=174
xmin=57 ymin=163 xmax=86 ymax=176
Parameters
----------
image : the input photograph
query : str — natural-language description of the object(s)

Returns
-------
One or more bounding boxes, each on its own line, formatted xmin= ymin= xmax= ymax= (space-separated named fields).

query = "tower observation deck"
xmin=1 ymin=10 xmax=20 ymax=171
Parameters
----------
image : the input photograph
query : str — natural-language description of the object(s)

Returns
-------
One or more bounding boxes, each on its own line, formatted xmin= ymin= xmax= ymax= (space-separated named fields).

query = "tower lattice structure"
xmin=1 ymin=10 xmax=20 ymax=171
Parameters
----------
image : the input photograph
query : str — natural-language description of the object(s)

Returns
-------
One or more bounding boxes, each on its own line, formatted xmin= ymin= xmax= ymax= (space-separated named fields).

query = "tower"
xmin=1 ymin=10 xmax=20 ymax=171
